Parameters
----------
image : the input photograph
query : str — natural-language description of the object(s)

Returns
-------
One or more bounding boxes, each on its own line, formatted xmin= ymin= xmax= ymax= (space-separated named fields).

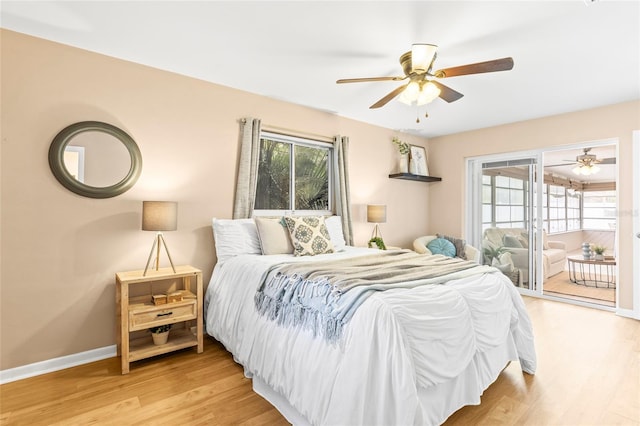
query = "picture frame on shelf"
xmin=409 ymin=145 xmax=429 ymax=176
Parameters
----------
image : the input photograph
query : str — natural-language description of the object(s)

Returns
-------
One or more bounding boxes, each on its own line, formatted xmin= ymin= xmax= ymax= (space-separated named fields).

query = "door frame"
xmin=465 ymin=150 xmax=541 ymax=296
xmin=466 ymin=138 xmax=621 ymax=308
xmin=632 ymin=130 xmax=640 ymax=319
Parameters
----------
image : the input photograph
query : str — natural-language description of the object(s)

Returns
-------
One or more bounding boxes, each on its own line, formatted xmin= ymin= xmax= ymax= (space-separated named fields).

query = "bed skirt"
xmin=251 ymin=334 xmax=520 ymax=426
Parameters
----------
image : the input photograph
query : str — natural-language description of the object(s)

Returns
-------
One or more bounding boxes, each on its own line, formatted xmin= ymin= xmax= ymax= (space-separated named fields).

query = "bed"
xmin=205 ymin=217 xmax=536 ymax=425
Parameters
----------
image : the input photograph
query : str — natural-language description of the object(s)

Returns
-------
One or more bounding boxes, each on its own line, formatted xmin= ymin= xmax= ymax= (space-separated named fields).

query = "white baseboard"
xmin=617 ymin=308 xmax=640 ymax=320
xmin=0 ymin=345 xmax=117 ymax=384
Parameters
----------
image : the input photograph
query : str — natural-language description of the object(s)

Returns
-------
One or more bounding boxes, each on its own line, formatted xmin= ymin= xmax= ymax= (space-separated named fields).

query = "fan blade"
xmin=336 ymin=76 xmax=405 ymax=84
xmin=430 ymin=81 xmax=464 ymax=103
xmin=599 ymin=157 xmax=616 ymax=165
xmin=434 ymin=57 xmax=514 ymax=78
xmin=369 ymin=84 xmax=409 ymax=109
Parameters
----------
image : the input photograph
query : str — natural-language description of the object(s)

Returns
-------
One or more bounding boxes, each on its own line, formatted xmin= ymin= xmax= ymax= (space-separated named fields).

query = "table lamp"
xmin=142 ymin=201 xmax=177 ymax=276
xmin=367 ymin=204 xmax=387 ymax=248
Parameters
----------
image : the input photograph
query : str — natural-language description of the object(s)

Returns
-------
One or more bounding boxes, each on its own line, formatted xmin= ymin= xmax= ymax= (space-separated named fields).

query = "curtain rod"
xmin=241 ymin=119 xmax=335 ymax=143
xmin=263 ymin=124 xmax=335 ymax=143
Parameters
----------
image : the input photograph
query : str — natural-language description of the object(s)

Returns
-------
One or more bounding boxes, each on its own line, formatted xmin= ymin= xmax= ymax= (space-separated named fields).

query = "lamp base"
xmin=371 ymin=224 xmax=384 ymax=241
xmin=369 ymin=224 xmax=386 ymax=250
xmin=143 ymin=233 xmax=176 ymax=276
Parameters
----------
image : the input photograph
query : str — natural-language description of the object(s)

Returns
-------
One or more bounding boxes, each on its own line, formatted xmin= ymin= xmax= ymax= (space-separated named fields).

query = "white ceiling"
xmin=543 ymin=144 xmax=616 ymax=183
xmin=1 ymin=1 xmax=639 ymax=138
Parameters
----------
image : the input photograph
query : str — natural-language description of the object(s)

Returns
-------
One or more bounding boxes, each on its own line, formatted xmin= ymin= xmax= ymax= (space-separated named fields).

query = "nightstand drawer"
xmin=129 ymin=300 xmax=196 ymax=331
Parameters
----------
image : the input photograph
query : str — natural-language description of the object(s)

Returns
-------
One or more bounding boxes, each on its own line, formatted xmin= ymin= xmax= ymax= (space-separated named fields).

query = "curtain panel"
xmin=233 ymin=118 xmax=261 ymax=219
xmin=334 ymin=136 xmax=354 ymax=245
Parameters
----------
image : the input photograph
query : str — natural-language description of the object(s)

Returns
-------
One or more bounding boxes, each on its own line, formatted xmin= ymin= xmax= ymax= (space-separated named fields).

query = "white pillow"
xmin=212 ymin=218 xmax=262 ymax=262
xmin=254 ymin=217 xmax=294 ymax=255
xmin=324 ymin=215 xmax=347 ymax=251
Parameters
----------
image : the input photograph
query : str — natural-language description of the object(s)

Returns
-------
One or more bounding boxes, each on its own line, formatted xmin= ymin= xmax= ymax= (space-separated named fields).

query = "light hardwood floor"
xmin=1 ymin=297 xmax=638 ymax=425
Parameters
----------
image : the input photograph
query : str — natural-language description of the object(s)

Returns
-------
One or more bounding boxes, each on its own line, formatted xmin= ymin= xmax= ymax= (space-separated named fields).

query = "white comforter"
xmin=205 ymin=247 xmax=536 ymax=425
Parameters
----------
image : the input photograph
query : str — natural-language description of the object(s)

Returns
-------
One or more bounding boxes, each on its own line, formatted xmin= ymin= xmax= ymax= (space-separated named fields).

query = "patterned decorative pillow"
xmin=283 ymin=216 xmax=335 ymax=256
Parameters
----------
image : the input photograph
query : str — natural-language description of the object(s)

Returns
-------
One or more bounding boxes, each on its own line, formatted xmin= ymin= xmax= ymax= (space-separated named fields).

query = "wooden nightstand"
xmin=116 ymin=265 xmax=203 ymax=374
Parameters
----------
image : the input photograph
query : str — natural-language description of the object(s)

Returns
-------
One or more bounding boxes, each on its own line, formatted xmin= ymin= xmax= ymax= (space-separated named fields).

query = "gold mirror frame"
xmin=48 ymin=121 xmax=142 ymax=198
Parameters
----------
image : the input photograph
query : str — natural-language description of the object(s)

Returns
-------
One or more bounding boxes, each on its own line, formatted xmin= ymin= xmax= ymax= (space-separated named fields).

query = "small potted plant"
xmin=368 ymin=236 xmax=387 ymax=250
xmin=149 ymin=324 xmax=172 ymax=345
xmin=592 ymin=245 xmax=605 ymax=261
xmin=392 ymin=137 xmax=410 ymax=173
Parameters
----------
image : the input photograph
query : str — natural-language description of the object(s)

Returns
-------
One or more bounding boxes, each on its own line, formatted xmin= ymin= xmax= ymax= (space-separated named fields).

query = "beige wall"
xmin=0 ymin=30 xmax=433 ymax=370
xmin=427 ymin=100 xmax=640 ymax=310
xmin=3 ymin=29 xmax=637 ymax=372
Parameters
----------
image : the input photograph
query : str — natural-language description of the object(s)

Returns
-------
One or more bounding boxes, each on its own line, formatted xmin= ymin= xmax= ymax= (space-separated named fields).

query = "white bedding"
xmin=205 ymin=247 xmax=536 ymax=425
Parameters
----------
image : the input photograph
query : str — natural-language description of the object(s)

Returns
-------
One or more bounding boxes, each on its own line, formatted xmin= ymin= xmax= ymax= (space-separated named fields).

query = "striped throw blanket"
xmin=254 ymin=250 xmax=493 ymax=343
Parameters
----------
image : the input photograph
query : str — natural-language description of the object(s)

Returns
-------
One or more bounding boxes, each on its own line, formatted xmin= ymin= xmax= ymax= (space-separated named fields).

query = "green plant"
xmin=149 ymin=324 xmax=172 ymax=334
xmin=391 ymin=137 xmax=410 ymax=155
xmin=483 ymin=246 xmax=508 ymax=263
xmin=368 ymin=237 xmax=387 ymax=250
xmin=593 ymin=245 xmax=605 ymax=255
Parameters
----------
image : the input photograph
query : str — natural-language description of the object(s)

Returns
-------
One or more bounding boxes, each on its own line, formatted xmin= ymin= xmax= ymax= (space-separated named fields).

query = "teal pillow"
xmin=426 ymin=237 xmax=456 ymax=257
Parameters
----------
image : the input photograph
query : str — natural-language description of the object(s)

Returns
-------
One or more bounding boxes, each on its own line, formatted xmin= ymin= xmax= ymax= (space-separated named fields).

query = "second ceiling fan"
xmin=337 ymin=44 xmax=514 ymax=109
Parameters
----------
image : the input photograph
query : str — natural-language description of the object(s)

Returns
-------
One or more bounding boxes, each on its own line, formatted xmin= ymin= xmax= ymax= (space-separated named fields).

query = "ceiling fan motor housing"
xmin=577 ymin=149 xmax=600 ymax=166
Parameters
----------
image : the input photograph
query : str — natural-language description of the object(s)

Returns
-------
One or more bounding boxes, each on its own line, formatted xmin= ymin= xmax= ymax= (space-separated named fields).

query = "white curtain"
xmin=233 ymin=118 xmax=261 ymax=219
xmin=334 ymin=136 xmax=353 ymax=245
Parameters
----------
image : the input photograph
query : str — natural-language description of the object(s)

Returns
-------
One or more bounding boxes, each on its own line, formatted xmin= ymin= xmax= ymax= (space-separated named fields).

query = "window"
xmin=583 ymin=190 xmax=616 ymax=230
xmin=547 ymin=184 xmax=567 ymax=233
xmin=482 ymin=174 xmax=528 ymax=230
xmin=566 ymin=190 xmax=581 ymax=231
xmin=542 ymin=184 xmax=581 ymax=233
xmin=255 ymin=132 xmax=332 ymax=214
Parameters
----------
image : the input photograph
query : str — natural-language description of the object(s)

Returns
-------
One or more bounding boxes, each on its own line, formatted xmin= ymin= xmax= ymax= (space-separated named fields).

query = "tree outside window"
xmin=255 ymin=133 xmax=331 ymax=213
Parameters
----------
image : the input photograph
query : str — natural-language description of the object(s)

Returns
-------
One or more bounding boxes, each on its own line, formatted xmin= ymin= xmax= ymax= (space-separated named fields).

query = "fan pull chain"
xmin=415 ymin=106 xmax=430 ymax=124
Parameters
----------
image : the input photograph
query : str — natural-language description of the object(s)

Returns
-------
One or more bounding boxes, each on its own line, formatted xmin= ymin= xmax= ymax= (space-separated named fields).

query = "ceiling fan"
xmin=336 ymin=44 xmax=514 ymax=110
xmin=546 ymin=148 xmax=616 ymax=176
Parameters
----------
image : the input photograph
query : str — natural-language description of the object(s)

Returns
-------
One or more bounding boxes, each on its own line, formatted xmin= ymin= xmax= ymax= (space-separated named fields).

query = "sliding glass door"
xmin=467 ymin=155 xmax=541 ymax=292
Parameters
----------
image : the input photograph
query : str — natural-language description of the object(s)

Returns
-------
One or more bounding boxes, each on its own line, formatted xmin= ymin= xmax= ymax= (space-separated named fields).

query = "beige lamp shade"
xmin=367 ymin=204 xmax=387 ymax=224
xmin=142 ymin=201 xmax=178 ymax=231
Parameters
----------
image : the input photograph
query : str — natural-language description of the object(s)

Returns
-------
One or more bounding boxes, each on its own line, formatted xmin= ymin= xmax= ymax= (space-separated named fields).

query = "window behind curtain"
xmin=254 ymin=132 xmax=332 ymax=215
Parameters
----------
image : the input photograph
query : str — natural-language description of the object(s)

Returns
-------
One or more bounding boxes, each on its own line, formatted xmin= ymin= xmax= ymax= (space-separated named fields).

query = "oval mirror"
xmin=48 ymin=121 xmax=142 ymax=198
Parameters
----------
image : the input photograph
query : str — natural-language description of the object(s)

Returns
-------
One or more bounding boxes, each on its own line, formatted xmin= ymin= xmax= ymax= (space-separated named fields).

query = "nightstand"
xmin=116 ymin=265 xmax=203 ymax=374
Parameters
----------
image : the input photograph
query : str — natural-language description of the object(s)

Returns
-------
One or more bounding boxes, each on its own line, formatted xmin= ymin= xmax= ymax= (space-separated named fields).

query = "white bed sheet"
xmin=205 ymin=247 xmax=536 ymax=426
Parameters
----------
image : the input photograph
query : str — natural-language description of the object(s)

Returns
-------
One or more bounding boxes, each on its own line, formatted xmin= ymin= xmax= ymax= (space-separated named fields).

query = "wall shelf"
xmin=388 ymin=173 xmax=442 ymax=182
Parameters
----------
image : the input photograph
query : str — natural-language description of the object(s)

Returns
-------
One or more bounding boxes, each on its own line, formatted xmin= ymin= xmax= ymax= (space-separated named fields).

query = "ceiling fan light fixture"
xmin=400 ymin=80 xmax=441 ymax=106
xmin=399 ymin=80 xmax=441 ymax=106
xmin=398 ymin=81 xmax=420 ymax=105
xmin=572 ymin=164 xmax=600 ymax=176
xmin=411 ymin=43 xmax=437 ymax=74
xmin=418 ymin=81 xmax=441 ymax=104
